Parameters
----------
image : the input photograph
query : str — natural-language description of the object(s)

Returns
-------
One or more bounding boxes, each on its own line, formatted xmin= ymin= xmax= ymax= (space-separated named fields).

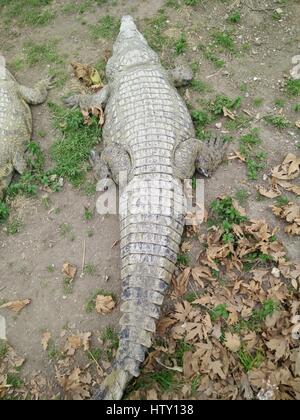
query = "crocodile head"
xmin=106 ymin=15 xmax=159 ymax=80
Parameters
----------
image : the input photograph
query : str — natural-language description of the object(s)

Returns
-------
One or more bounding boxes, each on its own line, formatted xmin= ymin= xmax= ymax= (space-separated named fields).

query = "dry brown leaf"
xmin=41 ymin=332 xmax=51 ymax=351
xmin=271 ymin=153 xmax=300 ymax=180
xmin=62 ymin=262 xmax=77 ymax=281
xmin=0 ymin=299 xmax=31 ymax=313
xmin=156 ymin=317 xmax=177 ymax=335
xmin=172 ymin=267 xmax=191 ymax=296
xmin=224 ymin=332 xmax=241 ymax=352
xmin=266 ymin=337 xmax=289 ymax=361
xmin=275 ymin=180 xmax=300 ymax=196
xmin=64 ymin=332 xmax=91 ymax=356
xmin=71 ymin=62 xmax=102 ymax=87
xmin=192 ymin=266 xmax=213 ymax=287
xmin=257 ymin=185 xmax=281 ymax=198
xmin=56 ymin=367 xmax=90 ymax=400
xmin=296 ymin=120 xmax=300 ymax=129
xmin=95 ymin=295 xmax=116 ymax=314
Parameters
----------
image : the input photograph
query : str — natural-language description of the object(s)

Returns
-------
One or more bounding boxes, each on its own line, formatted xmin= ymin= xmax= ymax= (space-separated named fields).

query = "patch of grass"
xmin=227 ymin=11 xmax=241 ymax=24
xmin=9 ymin=58 xmax=24 ymax=72
xmin=6 ymin=374 xmax=23 ymax=389
xmin=144 ymin=9 xmax=169 ymax=52
xmin=83 ymin=264 xmax=96 ymax=275
xmin=191 ymin=373 xmax=201 ymax=395
xmin=272 ymin=10 xmax=282 ymax=21
xmin=183 ymin=291 xmax=199 ymax=303
xmin=24 ymin=40 xmax=62 ymax=66
xmin=49 ymin=103 xmax=101 ymax=186
xmin=63 ymin=278 xmax=73 ymax=295
xmin=85 ymin=289 xmax=115 ymax=313
xmin=88 ymin=348 xmax=102 ymax=362
xmin=234 ymin=189 xmax=249 ymax=206
xmin=184 ymin=0 xmax=201 ymax=5
xmin=234 ymin=299 xmax=278 ymax=332
xmin=101 ymin=326 xmax=119 ymax=361
xmin=212 ymin=31 xmax=235 ymax=52
xmin=175 ymin=340 xmax=194 ymax=366
xmin=177 ymin=253 xmax=190 ymax=266
xmin=275 ymin=196 xmax=289 ymax=207
xmin=89 ymin=15 xmax=120 ymax=40
xmin=253 ymin=97 xmax=264 ymax=107
xmin=274 ymin=98 xmax=285 ymax=108
xmin=0 ymin=202 xmax=10 ymax=224
xmin=83 ymin=181 xmax=97 ymax=196
xmin=224 ymin=115 xmax=251 ymax=131
xmin=1 ymin=0 xmax=54 ymax=27
xmin=293 ymin=103 xmax=300 ymax=112
xmin=210 ymin=95 xmax=241 ymax=115
xmin=198 ymin=43 xmax=225 ymax=68
xmin=47 ymin=343 xmax=63 ymax=360
xmin=59 ymin=223 xmax=73 ymax=239
xmin=6 ymin=218 xmax=23 ymax=235
xmin=238 ymin=349 xmax=264 ymax=372
xmin=47 ymin=265 xmax=55 ymax=273
xmin=62 ymin=0 xmax=93 ymax=15
xmin=84 ymin=209 xmax=93 ymax=220
xmin=190 ymin=79 xmax=210 ymax=93
xmin=174 ymin=33 xmax=187 ymax=55
xmin=285 ymin=79 xmax=300 ymax=97
xmin=264 ymin=114 xmax=290 ymax=129
xmin=6 ymin=141 xmax=60 ymax=199
xmin=191 ymin=110 xmax=211 ymax=138
xmin=238 ymin=129 xmax=266 ymax=180
xmin=210 ymin=196 xmax=247 ymax=242
xmin=210 ymin=304 xmax=229 ymax=322
xmin=150 ymin=370 xmax=176 ymax=392
xmin=165 ymin=0 xmax=180 ymax=8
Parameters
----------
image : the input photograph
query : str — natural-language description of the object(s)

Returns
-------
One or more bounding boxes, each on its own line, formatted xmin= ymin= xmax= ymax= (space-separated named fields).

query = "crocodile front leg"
xmin=94 ymin=143 xmax=132 ymax=192
xmin=18 ymin=76 xmax=53 ymax=105
xmin=64 ymin=85 xmax=110 ymax=109
xmin=174 ymin=136 xmax=229 ymax=179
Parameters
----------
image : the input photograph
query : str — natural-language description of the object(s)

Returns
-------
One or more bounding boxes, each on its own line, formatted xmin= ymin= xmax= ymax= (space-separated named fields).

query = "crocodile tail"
xmin=93 ymin=174 xmax=186 ymax=400
xmin=92 ymin=368 xmax=132 ymax=400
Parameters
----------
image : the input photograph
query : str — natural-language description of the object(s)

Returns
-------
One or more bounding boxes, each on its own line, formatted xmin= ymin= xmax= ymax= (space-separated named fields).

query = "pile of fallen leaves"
xmin=129 ymin=196 xmax=300 ymax=400
xmin=257 ymin=153 xmax=300 ymax=235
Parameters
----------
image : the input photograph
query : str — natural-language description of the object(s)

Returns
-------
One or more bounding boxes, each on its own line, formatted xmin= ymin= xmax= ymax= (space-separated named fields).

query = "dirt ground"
xmin=0 ymin=0 xmax=299 ymax=400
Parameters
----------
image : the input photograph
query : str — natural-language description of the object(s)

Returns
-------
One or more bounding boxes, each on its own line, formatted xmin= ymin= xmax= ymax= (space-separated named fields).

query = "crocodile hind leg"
xmin=18 ymin=76 xmax=53 ymax=105
xmin=64 ymin=85 xmax=110 ymax=109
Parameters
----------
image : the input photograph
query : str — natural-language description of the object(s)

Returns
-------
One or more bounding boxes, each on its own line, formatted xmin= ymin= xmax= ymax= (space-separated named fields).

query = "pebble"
xmin=271 ymin=267 xmax=281 ymax=278
xmin=215 ymin=122 xmax=222 ymax=129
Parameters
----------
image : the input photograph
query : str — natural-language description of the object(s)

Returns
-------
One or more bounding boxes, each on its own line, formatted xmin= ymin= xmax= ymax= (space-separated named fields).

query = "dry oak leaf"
xmin=41 ymin=332 xmax=51 ymax=351
xmin=95 ymin=295 xmax=116 ymax=314
xmin=224 ymin=331 xmax=241 ymax=352
xmin=62 ymin=262 xmax=77 ymax=281
xmin=0 ymin=299 xmax=31 ymax=313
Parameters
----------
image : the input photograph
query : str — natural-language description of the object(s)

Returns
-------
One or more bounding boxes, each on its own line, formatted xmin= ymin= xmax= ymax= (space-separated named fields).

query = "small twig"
xmin=206 ymin=69 xmax=222 ymax=79
xmin=87 ymin=350 xmax=103 ymax=374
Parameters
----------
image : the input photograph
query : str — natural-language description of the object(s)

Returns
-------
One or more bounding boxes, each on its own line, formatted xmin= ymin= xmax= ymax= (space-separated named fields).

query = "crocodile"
xmin=65 ymin=16 xmax=228 ymax=400
xmin=0 ymin=55 xmax=52 ymax=199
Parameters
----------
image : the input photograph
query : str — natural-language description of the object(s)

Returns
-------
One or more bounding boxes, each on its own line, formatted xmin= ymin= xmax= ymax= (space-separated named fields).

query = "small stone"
xmin=275 ymin=8 xmax=283 ymax=15
xmin=215 ymin=122 xmax=222 ymax=129
xmin=58 ymin=177 xmax=64 ymax=187
xmin=263 ymin=174 xmax=268 ymax=181
xmin=271 ymin=267 xmax=280 ymax=278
